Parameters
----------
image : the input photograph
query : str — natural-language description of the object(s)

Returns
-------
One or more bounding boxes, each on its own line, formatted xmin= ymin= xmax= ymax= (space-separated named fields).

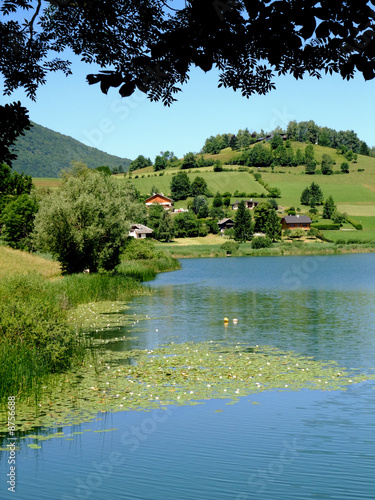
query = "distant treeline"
xmin=202 ymin=120 xmax=372 ymax=156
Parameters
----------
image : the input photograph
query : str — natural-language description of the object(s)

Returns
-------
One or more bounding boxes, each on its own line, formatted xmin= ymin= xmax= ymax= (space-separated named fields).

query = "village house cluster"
xmin=129 ymin=193 xmax=311 ymax=238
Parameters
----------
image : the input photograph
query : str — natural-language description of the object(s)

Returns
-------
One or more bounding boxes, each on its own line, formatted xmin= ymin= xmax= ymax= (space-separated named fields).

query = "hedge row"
xmin=346 ymin=218 xmax=363 ymax=230
xmin=311 ymin=223 xmax=341 ymax=230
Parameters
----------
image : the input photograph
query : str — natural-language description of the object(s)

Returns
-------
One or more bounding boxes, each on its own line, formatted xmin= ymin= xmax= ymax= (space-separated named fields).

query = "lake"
xmin=1 ymin=253 xmax=375 ymax=499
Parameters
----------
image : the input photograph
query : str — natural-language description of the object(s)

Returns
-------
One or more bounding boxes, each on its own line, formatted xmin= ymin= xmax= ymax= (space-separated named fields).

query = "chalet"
xmin=255 ymin=133 xmax=287 ymax=143
xmin=145 ymin=193 xmax=174 ymax=209
xmin=217 ymin=218 xmax=234 ymax=233
xmin=232 ymin=199 xmax=260 ymax=210
xmin=281 ymin=215 xmax=312 ymax=231
xmin=129 ymin=224 xmax=153 ymax=239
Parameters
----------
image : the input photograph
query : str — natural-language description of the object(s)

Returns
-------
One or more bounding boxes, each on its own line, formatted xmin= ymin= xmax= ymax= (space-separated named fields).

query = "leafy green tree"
xmin=155 ymin=210 xmax=174 ymax=242
xmin=213 ymin=160 xmax=223 ymax=172
xmin=290 ymin=228 xmax=306 ymax=239
xmin=300 ymin=187 xmax=311 ymax=205
xmin=180 ymin=152 xmax=197 ymax=170
xmin=147 ymin=204 xmax=164 ymax=230
xmin=305 ymin=160 xmax=317 ymax=174
xmin=341 ymin=161 xmax=350 ymax=173
xmin=0 ymin=193 xmax=38 ymax=250
xmin=234 ymin=201 xmax=253 ymax=242
xmin=322 ymin=195 xmax=336 ymax=219
xmin=129 ymin=155 xmax=152 ymax=172
xmin=264 ymin=209 xmax=282 ymax=241
xmin=321 ymin=154 xmax=334 ymax=175
xmin=154 ymin=155 xmax=167 ymax=171
xmin=359 ymin=141 xmax=370 ymax=156
xmin=191 ymin=176 xmax=208 ymax=196
xmin=270 ymin=134 xmax=284 ymax=150
xmin=253 ymin=201 xmax=273 ymax=232
xmin=309 ymin=182 xmax=324 ymax=205
xmin=305 ymin=144 xmax=315 ymax=162
xmin=4 ymin=2 xmax=375 ymax=166
xmin=173 ymin=212 xmax=199 ymax=238
xmin=0 ymin=163 xmax=32 ymax=197
xmin=249 ymin=143 xmax=273 ymax=167
xmin=170 ymin=171 xmax=191 ymax=201
xmin=33 ymin=167 xmax=146 ymax=274
xmin=191 ymin=195 xmax=209 ymax=218
xmin=212 ymin=192 xmax=223 ymax=208
xmin=95 ymin=165 xmax=111 ymax=176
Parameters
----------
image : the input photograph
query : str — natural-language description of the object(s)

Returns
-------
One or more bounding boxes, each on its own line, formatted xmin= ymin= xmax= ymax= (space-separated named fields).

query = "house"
xmin=231 ymin=199 xmax=260 ymax=210
xmin=145 ymin=193 xmax=174 ymax=209
xmin=217 ymin=218 xmax=234 ymax=233
xmin=281 ymin=215 xmax=312 ymax=231
xmin=129 ymin=224 xmax=153 ymax=239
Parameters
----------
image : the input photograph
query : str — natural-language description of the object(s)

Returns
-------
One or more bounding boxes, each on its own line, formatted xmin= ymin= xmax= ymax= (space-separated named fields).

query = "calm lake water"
xmin=1 ymin=254 xmax=375 ymax=499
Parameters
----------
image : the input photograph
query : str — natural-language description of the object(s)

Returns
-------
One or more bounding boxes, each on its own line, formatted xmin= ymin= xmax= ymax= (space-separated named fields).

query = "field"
xmin=125 ymin=168 xmax=268 ymax=197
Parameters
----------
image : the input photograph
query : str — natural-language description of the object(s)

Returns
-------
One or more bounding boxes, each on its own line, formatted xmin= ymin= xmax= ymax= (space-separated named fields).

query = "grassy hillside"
xmin=12 ymin=122 xmax=131 ymax=178
xmin=127 ymin=167 xmax=267 ymax=197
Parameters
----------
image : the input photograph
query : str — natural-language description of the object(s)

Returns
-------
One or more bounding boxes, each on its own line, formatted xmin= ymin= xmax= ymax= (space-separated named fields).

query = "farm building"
xmin=232 ymin=199 xmax=260 ymax=210
xmin=145 ymin=193 xmax=174 ymax=209
xmin=281 ymin=215 xmax=312 ymax=230
xmin=217 ymin=218 xmax=235 ymax=233
xmin=129 ymin=224 xmax=153 ymax=239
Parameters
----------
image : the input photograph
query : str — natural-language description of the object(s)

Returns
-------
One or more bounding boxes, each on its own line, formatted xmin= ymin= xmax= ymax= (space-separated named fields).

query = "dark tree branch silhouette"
xmin=1 ymin=0 xmax=375 ymax=163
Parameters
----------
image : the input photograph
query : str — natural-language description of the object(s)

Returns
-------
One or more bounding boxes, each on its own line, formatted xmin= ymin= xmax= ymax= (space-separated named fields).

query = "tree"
xmin=95 ymin=165 xmax=111 ymax=176
xmin=191 ymin=176 xmax=208 ymax=196
xmin=0 ymin=102 xmax=31 ymax=166
xmin=305 ymin=160 xmax=317 ymax=175
xmin=321 ymin=154 xmax=334 ymax=175
xmin=309 ymin=183 xmax=324 ymax=205
xmin=129 ymin=155 xmax=152 ymax=172
xmin=33 ymin=167 xmax=146 ymax=274
xmin=322 ymin=195 xmax=336 ymax=219
xmin=180 ymin=152 xmax=197 ymax=170
xmin=253 ymin=201 xmax=273 ymax=233
xmin=154 ymin=155 xmax=167 ymax=171
xmin=155 ymin=210 xmax=174 ymax=242
xmin=341 ymin=161 xmax=350 ymax=173
xmin=147 ymin=204 xmax=164 ymax=230
xmin=173 ymin=212 xmax=199 ymax=238
xmin=212 ymin=192 xmax=223 ymax=208
xmin=234 ymin=201 xmax=253 ymax=242
xmin=3 ymin=1 xmax=375 ymax=165
xmin=0 ymin=193 xmax=38 ymax=250
xmin=300 ymin=187 xmax=311 ymax=205
xmin=191 ymin=195 xmax=209 ymax=218
xmin=170 ymin=171 xmax=190 ymax=201
xmin=264 ymin=209 xmax=282 ymax=241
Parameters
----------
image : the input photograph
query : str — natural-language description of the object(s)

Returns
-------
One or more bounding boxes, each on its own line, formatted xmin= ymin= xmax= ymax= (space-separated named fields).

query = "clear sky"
xmin=3 ymin=41 xmax=375 ymax=162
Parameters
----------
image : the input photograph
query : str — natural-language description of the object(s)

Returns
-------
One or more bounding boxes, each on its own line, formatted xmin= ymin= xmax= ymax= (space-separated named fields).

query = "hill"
xmin=11 ymin=122 xmax=131 ymax=177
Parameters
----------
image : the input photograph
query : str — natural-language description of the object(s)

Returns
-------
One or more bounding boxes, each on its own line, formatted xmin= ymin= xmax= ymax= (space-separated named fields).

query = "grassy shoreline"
xmin=155 ymin=237 xmax=375 ymax=259
xmin=0 ymin=246 xmax=180 ymax=403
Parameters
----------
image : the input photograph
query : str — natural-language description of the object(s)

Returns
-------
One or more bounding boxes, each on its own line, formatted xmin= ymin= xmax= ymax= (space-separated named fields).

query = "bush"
xmin=289 ymin=228 xmax=306 ymax=239
xmin=220 ymin=241 xmax=239 ymax=254
xmin=251 ymin=236 xmax=272 ymax=249
xmin=311 ymin=223 xmax=341 ymax=230
xmin=346 ymin=218 xmax=363 ymax=230
xmin=122 ymin=238 xmax=158 ymax=260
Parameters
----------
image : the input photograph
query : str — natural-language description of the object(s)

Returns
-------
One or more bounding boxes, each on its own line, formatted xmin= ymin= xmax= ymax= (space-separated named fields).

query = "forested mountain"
xmin=11 ymin=122 xmax=131 ymax=177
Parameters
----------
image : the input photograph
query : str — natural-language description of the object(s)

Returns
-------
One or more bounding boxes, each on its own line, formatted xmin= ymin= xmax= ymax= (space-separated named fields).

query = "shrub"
xmin=346 ymin=218 xmax=363 ymax=230
xmin=311 ymin=223 xmax=341 ymax=230
xmin=122 ymin=238 xmax=158 ymax=260
xmin=289 ymin=228 xmax=306 ymax=239
xmin=251 ymin=236 xmax=272 ymax=249
xmin=220 ymin=241 xmax=239 ymax=254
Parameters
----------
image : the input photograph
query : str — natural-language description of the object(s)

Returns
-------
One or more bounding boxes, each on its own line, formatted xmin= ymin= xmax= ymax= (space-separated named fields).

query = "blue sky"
xmin=3 ymin=32 xmax=375 ymax=162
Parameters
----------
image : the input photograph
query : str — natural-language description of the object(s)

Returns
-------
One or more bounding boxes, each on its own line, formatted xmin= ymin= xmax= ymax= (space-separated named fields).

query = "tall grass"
xmin=0 ymin=273 xmax=86 ymax=402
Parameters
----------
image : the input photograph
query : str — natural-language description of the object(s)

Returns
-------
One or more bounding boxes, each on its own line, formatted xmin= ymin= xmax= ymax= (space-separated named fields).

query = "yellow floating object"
xmin=224 ymin=317 xmax=229 ymax=323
